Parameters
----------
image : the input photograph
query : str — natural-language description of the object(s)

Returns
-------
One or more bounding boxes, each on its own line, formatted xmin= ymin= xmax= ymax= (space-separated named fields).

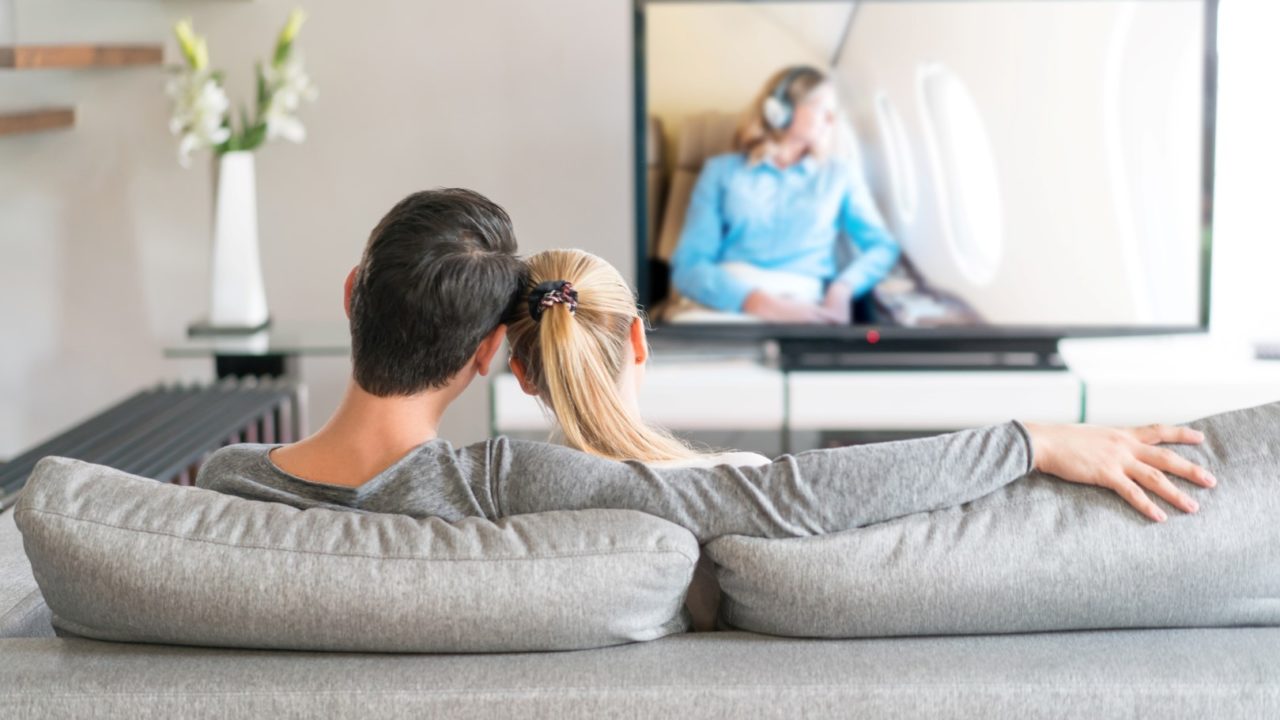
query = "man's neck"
xmin=270 ymin=379 xmax=456 ymax=487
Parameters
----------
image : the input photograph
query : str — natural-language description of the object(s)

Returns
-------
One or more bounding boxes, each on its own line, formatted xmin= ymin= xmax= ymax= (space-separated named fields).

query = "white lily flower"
xmin=166 ymin=69 xmax=231 ymax=166
xmin=266 ymin=111 xmax=307 ymax=143
xmin=262 ymin=52 xmax=317 ymax=144
xmin=165 ymin=10 xmax=315 ymax=163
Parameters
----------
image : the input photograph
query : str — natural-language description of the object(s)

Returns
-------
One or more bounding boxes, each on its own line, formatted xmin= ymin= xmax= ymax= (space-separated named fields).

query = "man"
xmin=197 ymin=188 xmax=1214 ymax=542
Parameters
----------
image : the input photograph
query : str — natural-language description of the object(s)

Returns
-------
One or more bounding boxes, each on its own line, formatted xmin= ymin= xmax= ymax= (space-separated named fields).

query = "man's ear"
xmin=473 ymin=324 xmax=508 ymax=378
xmin=629 ymin=316 xmax=648 ymax=365
xmin=508 ymin=357 xmax=540 ymax=396
xmin=343 ymin=266 xmax=358 ymax=319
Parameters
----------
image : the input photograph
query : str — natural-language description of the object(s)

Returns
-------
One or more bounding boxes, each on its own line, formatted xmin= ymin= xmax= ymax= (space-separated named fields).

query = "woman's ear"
xmin=342 ymin=266 xmax=358 ymax=319
xmin=629 ymin=316 xmax=648 ymax=365
xmin=508 ymin=357 xmax=540 ymax=396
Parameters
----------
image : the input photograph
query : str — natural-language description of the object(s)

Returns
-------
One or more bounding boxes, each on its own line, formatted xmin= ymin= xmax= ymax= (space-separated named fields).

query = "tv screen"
xmin=635 ymin=0 xmax=1215 ymax=342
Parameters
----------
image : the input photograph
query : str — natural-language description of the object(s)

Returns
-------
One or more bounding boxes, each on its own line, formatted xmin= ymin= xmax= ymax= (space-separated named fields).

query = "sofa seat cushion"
xmin=1 ymin=628 xmax=1277 ymax=719
xmin=15 ymin=457 xmax=698 ymax=652
xmin=708 ymin=401 xmax=1280 ymax=637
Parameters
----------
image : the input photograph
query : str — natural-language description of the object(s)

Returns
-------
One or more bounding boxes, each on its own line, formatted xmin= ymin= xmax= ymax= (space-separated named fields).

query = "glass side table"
xmin=164 ymin=321 xmax=350 ymax=379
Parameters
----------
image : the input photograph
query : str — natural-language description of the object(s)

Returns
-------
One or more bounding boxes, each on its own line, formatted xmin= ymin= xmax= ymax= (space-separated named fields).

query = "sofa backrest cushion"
xmin=707 ymin=402 xmax=1280 ymax=637
xmin=16 ymin=457 xmax=698 ymax=652
xmin=0 ymin=507 xmax=52 ymax=638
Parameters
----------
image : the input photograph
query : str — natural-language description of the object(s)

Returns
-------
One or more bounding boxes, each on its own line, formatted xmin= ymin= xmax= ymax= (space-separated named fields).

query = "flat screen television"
xmin=633 ymin=0 xmax=1217 ymax=368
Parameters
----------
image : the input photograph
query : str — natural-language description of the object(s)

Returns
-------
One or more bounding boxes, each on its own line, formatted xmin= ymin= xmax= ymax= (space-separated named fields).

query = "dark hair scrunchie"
xmin=528 ymin=280 xmax=579 ymax=322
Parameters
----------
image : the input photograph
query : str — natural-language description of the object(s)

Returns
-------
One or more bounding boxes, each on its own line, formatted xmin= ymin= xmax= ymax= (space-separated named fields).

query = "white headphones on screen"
xmin=762 ymin=66 xmax=811 ymax=131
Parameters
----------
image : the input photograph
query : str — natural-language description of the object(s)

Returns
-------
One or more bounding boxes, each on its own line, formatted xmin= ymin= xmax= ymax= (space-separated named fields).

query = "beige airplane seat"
xmin=651 ymin=112 xmax=742 ymax=321
xmin=645 ymin=116 xmax=667 ymax=254
xmin=655 ymin=112 xmax=740 ymax=262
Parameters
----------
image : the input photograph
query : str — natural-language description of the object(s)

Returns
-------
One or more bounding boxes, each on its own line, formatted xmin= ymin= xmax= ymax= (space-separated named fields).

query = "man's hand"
xmin=742 ymin=290 xmax=841 ymax=324
xmin=821 ymin=282 xmax=854 ymax=324
xmin=1021 ymin=421 xmax=1217 ymax=522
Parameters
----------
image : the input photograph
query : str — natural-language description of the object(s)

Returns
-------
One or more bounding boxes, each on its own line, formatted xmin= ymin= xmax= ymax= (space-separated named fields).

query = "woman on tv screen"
xmin=669 ymin=65 xmax=900 ymax=325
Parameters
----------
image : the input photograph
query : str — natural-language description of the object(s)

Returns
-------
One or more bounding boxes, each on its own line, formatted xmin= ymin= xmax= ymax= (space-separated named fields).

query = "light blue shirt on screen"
xmin=670 ymin=152 xmax=900 ymax=313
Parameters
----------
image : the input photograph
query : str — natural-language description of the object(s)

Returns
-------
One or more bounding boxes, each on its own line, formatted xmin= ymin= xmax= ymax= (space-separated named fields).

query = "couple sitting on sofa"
xmin=197 ymin=188 xmax=1216 ymax=537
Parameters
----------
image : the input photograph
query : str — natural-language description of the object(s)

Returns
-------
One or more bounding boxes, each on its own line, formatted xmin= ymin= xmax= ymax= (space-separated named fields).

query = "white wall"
xmin=0 ymin=0 xmax=13 ymax=47
xmin=1211 ymin=0 xmax=1280 ymax=341
xmin=0 ymin=0 xmax=634 ymax=458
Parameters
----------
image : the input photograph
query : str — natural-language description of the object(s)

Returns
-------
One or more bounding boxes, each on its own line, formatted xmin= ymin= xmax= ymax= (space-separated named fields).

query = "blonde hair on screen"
xmin=736 ymin=65 xmax=834 ymax=164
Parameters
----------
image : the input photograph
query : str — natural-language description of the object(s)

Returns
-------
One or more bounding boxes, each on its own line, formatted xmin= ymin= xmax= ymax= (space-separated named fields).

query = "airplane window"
xmin=917 ymin=62 xmax=1004 ymax=286
xmin=874 ymin=90 xmax=918 ymax=227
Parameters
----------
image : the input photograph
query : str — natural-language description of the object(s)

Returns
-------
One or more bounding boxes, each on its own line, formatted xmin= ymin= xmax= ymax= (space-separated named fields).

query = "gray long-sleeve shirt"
xmin=195 ymin=420 xmax=1035 ymax=543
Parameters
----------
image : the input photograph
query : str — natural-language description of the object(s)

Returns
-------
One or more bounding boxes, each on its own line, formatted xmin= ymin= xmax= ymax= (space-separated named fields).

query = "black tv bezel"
xmin=631 ymin=0 xmax=1218 ymax=346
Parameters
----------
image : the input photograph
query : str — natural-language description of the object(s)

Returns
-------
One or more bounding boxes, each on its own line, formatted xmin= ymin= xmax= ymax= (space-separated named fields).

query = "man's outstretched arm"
xmin=485 ymin=421 xmax=1034 ymax=543
xmin=482 ymin=418 xmax=1213 ymax=543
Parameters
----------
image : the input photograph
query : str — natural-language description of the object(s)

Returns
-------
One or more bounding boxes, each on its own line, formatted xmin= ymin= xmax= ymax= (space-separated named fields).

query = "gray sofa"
xmin=3 ymin=491 xmax=1280 ymax=718
xmin=4 ymin=400 xmax=1280 ymax=717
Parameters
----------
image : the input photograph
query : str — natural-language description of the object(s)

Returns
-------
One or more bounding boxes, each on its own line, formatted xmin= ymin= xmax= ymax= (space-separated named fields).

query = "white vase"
xmin=208 ymin=150 xmax=269 ymax=330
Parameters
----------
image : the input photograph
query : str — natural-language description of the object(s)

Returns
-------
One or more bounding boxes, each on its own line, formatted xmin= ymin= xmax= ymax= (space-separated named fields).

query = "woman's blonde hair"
xmin=736 ymin=65 xmax=834 ymax=164
xmin=507 ymin=249 xmax=700 ymax=463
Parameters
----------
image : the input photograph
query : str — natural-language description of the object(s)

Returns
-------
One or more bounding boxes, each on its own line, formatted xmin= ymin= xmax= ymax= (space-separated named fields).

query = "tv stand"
xmin=776 ymin=337 xmax=1064 ymax=371
xmin=492 ymin=334 xmax=1280 ymax=452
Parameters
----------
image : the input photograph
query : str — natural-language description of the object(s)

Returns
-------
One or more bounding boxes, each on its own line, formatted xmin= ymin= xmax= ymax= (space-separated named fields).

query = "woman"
xmin=671 ymin=65 xmax=899 ymax=324
xmin=508 ymin=249 xmax=772 ymax=631
xmin=506 ymin=249 xmax=1212 ymax=630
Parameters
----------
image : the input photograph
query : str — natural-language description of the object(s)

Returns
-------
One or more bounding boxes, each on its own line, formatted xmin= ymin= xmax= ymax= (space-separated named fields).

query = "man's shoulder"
xmin=480 ymin=436 xmax=617 ymax=470
xmin=195 ymin=443 xmax=276 ymax=488
xmin=204 ymin=443 xmax=275 ymax=470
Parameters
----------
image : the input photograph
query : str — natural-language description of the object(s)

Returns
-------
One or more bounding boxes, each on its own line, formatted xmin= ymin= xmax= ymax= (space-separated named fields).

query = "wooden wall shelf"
xmin=0 ymin=44 xmax=163 ymax=69
xmin=0 ymin=108 xmax=75 ymax=137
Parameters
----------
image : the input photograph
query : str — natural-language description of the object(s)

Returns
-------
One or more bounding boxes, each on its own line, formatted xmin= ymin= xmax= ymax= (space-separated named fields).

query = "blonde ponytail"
xmin=508 ymin=250 xmax=699 ymax=463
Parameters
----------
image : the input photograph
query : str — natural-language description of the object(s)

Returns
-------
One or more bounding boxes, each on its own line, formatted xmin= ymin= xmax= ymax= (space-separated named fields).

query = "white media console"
xmin=490 ymin=334 xmax=1280 ymax=450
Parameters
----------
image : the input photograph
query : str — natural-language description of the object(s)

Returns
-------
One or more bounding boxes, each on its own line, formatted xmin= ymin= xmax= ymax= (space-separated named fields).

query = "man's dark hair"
xmin=349 ymin=188 xmax=527 ymax=396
